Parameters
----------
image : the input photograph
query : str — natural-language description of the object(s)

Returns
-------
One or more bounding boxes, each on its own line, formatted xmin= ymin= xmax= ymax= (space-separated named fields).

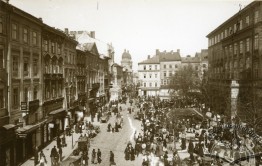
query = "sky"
xmin=9 ymin=0 xmax=253 ymax=71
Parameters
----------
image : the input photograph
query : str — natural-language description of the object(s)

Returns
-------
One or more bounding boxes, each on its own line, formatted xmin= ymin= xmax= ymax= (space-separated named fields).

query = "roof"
xmin=206 ymin=1 xmax=255 ymax=37
xmin=113 ymin=63 xmax=123 ymax=68
xmin=122 ymin=50 xmax=132 ymax=59
xmin=159 ymin=52 xmax=181 ymax=61
xmin=138 ymin=55 xmax=159 ymax=64
xmin=181 ymin=56 xmax=200 ymax=63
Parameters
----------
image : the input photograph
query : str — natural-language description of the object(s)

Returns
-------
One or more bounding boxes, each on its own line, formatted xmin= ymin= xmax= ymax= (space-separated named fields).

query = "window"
xmin=144 ymin=83 xmax=146 ymax=87
xmin=33 ymin=59 xmax=38 ymax=76
xmin=24 ymin=87 xmax=28 ymax=102
xmin=0 ymin=17 xmax=3 ymax=34
xmin=169 ymin=72 xmax=172 ymax=77
xmin=163 ymin=65 xmax=166 ymax=69
xmin=234 ymin=43 xmax=238 ymax=55
xmin=255 ymin=34 xmax=259 ymax=50
xmin=13 ymin=56 xmax=19 ymax=77
xmin=225 ymin=46 xmax=228 ymax=56
xmin=0 ymin=49 xmax=3 ymax=68
xmin=13 ymin=88 xmax=19 ymax=107
xmin=45 ymin=84 xmax=50 ymax=99
xmin=149 ymin=65 xmax=152 ymax=70
xmin=240 ymin=41 xmax=243 ymax=54
xmin=246 ymin=16 xmax=250 ymax=26
xmin=203 ymin=64 xmax=207 ymax=68
xmin=57 ymin=44 xmax=61 ymax=54
xmin=175 ymin=64 xmax=178 ymax=68
xmin=143 ymin=65 xmax=146 ymax=70
xmin=234 ymin=24 xmax=237 ymax=33
xmin=58 ymin=82 xmax=62 ymax=96
xmin=155 ymin=74 xmax=157 ymax=78
xmin=164 ymin=72 xmax=166 ymax=77
xmin=221 ymin=32 xmax=224 ymax=40
xmin=51 ymin=42 xmax=55 ymax=53
xmin=255 ymin=11 xmax=259 ymax=24
xmin=44 ymin=40 xmax=48 ymax=51
xmin=33 ymin=86 xmax=38 ymax=100
xmin=149 ymin=83 xmax=152 ymax=87
xmin=23 ymin=28 xmax=28 ymax=43
xmin=0 ymin=89 xmax=3 ymax=108
xmin=144 ymin=74 xmax=146 ymax=78
xmin=229 ymin=27 xmax=232 ymax=35
xmin=11 ymin=23 xmax=18 ymax=40
xmin=24 ymin=57 xmax=29 ymax=76
xmin=246 ymin=38 xmax=250 ymax=52
xmin=149 ymin=74 xmax=152 ymax=78
xmin=52 ymin=82 xmax=56 ymax=98
xmin=155 ymin=82 xmax=157 ymax=87
xmin=169 ymin=65 xmax=172 ymax=68
xmin=225 ymin=29 xmax=228 ymax=38
xmin=239 ymin=20 xmax=243 ymax=30
xmin=32 ymin=32 xmax=37 ymax=45
xmin=229 ymin=45 xmax=232 ymax=54
xmin=155 ymin=65 xmax=157 ymax=70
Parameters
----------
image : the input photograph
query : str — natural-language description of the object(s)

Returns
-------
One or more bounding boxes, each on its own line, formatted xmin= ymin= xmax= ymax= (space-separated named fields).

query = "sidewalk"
xmin=21 ymin=115 xmax=101 ymax=166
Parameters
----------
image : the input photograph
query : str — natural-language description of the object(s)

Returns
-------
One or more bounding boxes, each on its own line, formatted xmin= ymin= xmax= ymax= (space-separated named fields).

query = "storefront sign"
xmin=21 ymin=102 xmax=27 ymax=111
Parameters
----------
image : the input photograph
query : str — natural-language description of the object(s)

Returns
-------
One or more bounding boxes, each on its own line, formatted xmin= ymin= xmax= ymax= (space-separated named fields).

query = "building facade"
xmin=138 ymin=55 xmax=160 ymax=97
xmin=207 ymin=1 xmax=262 ymax=120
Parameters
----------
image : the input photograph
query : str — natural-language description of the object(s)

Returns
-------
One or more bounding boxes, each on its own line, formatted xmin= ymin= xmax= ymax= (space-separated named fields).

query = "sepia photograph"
xmin=0 ymin=0 xmax=262 ymax=165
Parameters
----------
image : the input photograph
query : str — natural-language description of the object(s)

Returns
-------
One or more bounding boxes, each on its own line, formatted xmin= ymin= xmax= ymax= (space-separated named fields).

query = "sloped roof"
xmin=138 ymin=55 xmax=159 ymax=64
xmin=159 ymin=52 xmax=181 ymax=61
xmin=182 ymin=56 xmax=200 ymax=63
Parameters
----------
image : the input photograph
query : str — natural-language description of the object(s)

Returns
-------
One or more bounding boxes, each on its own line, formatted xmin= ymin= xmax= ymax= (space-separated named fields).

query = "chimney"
xmin=39 ymin=17 xmax=43 ymax=22
xmin=90 ymin=31 xmax=95 ymax=38
xmin=156 ymin=49 xmax=159 ymax=55
xmin=64 ymin=28 xmax=69 ymax=35
xmin=177 ymin=49 xmax=180 ymax=54
xmin=147 ymin=55 xmax=150 ymax=59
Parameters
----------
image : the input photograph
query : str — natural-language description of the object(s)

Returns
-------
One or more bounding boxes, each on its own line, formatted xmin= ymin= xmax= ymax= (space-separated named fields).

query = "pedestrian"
xmin=58 ymin=146 xmax=63 ymax=161
xmin=188 ymin=139 xmax=195 ymax=162
xmin=97 ymin=148 xmax=102 ymax=164
xmin=130 ymin=146 xmax=135 ymax=161
xmin=110 ymin=151 xmax=115 ymax=165
xmin=91 ymin=149 xmax=96 ymax=164
xmin=57 ymin=136 xmax=61 ymax=148
xmin=50 ymin=146 xmax=58 ymax=166
xmin=34 ymin=146 xmax=39 ymax=166
xmin=39 ymin=150 xmax=47 ymax=166
xmin=107 ymin=123 xmax=111 ymax=132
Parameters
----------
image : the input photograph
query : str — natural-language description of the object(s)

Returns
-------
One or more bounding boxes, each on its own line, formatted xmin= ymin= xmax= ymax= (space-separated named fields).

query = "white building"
xmin=138 ymin=55 xmax=160 ymax=96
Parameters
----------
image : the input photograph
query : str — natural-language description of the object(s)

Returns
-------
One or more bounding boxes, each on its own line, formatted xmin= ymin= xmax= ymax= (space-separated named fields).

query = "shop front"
xmin=0 ymin=124 xmax=16 ymax=166
xmin=16 ymin=124 xmax=39 ymax=165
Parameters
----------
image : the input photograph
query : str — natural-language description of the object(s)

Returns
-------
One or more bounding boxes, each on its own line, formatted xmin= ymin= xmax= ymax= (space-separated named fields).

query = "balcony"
xmin=44 ymin=73 xmax=63 ymax=80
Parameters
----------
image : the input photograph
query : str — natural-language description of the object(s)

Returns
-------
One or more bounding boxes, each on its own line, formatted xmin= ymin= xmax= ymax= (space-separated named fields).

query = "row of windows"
xmin=143 ymin=65 xmax=158 ymax=70
xmin=143 ymin=73 xmax=158 ymax=78
xmin=44 ymin=81 xmax=63 ymax=100
xmin=209 ymin=11 xmax=259 ymax=47
xmin=11 ymin=23 xmax=39 ymax=45
xmin=223 ymin=36 xmax=258 ymax=57
xmin=12 ymin=86 xmax=39 ymax=108
xmin=43 ymin=40 xmax=62 ymax=54
xmin=143 ymin=82 xmax=158 ymax=87
xmin=12 ymin=56 xmax=39 ymax=77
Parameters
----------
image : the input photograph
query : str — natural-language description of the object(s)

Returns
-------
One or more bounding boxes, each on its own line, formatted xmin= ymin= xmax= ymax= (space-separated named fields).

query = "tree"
xmin=169 ymin=64 xmax=202 ymax=108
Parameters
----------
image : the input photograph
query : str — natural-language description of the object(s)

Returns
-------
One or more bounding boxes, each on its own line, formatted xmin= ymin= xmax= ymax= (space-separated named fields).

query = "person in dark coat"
xmin=97 ymin=149 xmax=102 ymax=164
xmin=34 ymin=146 xmax=39 ymax=166
xmin=135 ymin=143 xmax=140 ymax=156
xmin=124 ymin=146 xmax=130 ymax=160
xmin=57 ymin=136 xmax=61 ymax=148
xmin=163 ymin=151 xmax=169 ymax=166
xmin=130 ymin=146 xmax=135 ymax=161
xmin=110 ymin=151 xmax=115 ymax=165
xmin=188 ymin=139 xmax=195 ymax=162
xmin=107 ymin=123 xmax=111 ymax=132
xmin=91 ymin=149 xmax=96 ymax=164
xmin=50 ymin=146 xmax=58 ymax=166
xmin=58 ymin=147 xmax=63 ymax=161
xmin=198 ymin=142 xmax=204 ymax=157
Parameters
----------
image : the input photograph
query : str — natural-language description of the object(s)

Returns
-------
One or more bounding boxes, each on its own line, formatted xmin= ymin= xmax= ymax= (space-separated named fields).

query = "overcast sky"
xmin=10 ymin=0 xmax=252 ymax=71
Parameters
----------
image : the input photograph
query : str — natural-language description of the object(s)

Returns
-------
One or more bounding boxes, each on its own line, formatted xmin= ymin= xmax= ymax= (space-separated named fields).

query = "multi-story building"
xmin=138 ymin=49 xmax=208 ymax=100
xmin=138 ymin=54 xmax=160 ymax=97
xmin=207 ymin=1 xmax=262 ymax=120
xmin=159 ymin=50 xmax=181 ymax=99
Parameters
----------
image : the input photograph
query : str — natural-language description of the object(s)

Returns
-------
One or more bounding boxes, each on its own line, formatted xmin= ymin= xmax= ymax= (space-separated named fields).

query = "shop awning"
xmin=88 ymin=98 xmax=95 ymax=102
xmin=16 ymin=124 xmax=39 ymax=134
xmin=1 ymin=124 xmax=16 ymax=130
xmin=49 ymin=108 xmax=65 ymax=115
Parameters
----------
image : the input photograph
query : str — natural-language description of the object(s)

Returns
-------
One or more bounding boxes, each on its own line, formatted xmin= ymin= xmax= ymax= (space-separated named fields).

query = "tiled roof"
xmin=181 ymin=56 xmax=200 ymax=63
xmin=138 ymin=55 xmax=160 ymax=64
xmin=159 ymin=52 xmax=181 ymax=61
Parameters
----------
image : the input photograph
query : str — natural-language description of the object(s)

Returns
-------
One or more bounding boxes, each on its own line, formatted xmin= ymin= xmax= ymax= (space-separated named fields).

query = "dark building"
xmin=207 ymin=1 xmax=262 ymax=124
